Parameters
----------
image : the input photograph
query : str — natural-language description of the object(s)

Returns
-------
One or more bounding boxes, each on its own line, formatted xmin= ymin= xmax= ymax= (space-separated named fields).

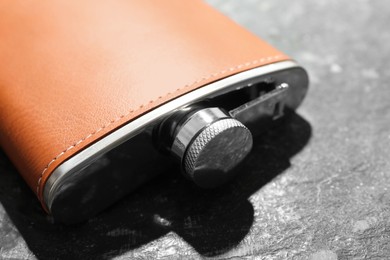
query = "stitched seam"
xmin=36 ymin=55 xmax=283 ymax=198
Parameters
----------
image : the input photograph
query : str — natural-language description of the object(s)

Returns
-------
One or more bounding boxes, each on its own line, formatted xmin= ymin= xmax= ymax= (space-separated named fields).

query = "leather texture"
xmin=0 ymin=0 xmax=289 ymax=207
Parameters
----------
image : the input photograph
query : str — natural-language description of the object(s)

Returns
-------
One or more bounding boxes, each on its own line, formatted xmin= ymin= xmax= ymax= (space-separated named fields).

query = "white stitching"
xmin=36 ymin=55 xmax=283 ymax=199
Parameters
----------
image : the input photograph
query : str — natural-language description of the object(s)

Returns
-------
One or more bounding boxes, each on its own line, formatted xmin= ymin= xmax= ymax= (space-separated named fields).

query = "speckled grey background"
xmin=1 ymin=1 xmax=390 ymax=259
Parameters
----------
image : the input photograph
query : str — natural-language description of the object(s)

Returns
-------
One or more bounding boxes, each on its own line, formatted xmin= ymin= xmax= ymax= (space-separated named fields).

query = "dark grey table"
xmin=1 ymin=1 xmax=390 ymax=259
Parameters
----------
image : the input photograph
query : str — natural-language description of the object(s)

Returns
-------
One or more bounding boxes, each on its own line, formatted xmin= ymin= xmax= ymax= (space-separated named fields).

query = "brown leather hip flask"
xmin=0 ymin=0 xmax=308 ymax=223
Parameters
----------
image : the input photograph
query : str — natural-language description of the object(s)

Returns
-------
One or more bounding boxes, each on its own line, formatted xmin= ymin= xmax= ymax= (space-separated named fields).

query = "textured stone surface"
xmin=1 ymin=0 xmax=390 ymax=259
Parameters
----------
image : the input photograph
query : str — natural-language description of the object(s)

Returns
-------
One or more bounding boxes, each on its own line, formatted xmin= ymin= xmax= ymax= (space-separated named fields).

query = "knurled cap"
xmin=183 ymin=117 xmax=253 ymax=188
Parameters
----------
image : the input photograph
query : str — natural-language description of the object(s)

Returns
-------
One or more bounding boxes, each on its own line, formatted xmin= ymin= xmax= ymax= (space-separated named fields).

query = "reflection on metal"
xmin=153 ymin=214 xmax=172 ymax=227
xmin=171 ymin=107 xmax=230 ymax=162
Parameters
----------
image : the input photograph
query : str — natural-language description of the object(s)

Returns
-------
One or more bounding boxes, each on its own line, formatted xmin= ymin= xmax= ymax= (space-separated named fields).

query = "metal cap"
xmin=171 ymin=107 xmax=253 ymax=188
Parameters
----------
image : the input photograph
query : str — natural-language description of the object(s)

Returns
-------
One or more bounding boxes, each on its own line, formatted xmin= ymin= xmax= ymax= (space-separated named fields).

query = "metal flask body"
xmin=45 ymin=61 xmax=308 ymax=224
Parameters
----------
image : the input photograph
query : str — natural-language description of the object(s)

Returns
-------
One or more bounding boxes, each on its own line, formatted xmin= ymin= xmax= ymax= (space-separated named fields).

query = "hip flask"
xmin=0 ymin=0 xmax=308 ymax=223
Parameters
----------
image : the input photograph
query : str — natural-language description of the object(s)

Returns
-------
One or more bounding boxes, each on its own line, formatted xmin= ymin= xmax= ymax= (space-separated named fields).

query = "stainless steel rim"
xmin=44 ymin=60 xmax=300 ymax=210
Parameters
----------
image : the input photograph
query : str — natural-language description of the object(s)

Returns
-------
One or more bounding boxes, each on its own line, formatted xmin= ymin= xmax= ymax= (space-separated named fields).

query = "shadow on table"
xmin=0 ymin=112 xmax=311 ymax=259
